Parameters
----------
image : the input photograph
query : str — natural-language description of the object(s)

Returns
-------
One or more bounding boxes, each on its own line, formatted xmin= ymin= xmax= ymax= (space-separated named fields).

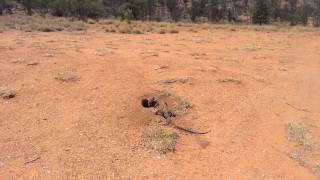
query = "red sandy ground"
xmin=0 ymin=27 xmax=320 ymax=179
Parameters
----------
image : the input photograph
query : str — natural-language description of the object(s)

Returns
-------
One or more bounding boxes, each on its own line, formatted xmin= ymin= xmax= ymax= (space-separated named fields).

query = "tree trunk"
xmin=314 ymin=0 xmax=320 ymax=27
xmin=0 ymin=0 xmax=5 ymax=15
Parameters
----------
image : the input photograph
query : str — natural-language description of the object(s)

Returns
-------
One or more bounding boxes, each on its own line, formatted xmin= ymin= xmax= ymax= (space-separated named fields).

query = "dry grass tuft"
xmin=105 ymin=27 xmax=116 ymax=33
xmin=314 ymin=163 xmax=320 ymax=176
xmin=159 ymin=78 xmax=190 ymax=85
xmin=188 ymin=28 xmax=198 ymax=32
xmin=146 ymin=126 xmax=178 ymax=154
xmin=169 ymin=28 xmax=179 ymax=34
xmin=0 ymin=15 xmax=88 ymax=32
xmin=55 ymin=72 xmax=79 ymax=82
xmin=158 ymin=29 xmax=166 ymax=34
xmin=0 ymin=15 xmax=317 ymax=38
xmin=243 ymin=43 xmax=263 ymax=51
xmin=286 ymin=122 xmax=319 ymax=175
xmin=99 ymin=19 xmax=115 ymax=25
xmin=102 ymin=20 xmax=182 ymax=34
xmin=287 ymin=122 xmax=315 ymax=151
xmin=288 ymin=149 xmax=308 ymax=167
xmin=1 ymin=15 xmax=318 ymax=34
xmin=87 ymin=19 xmax=96 ymax=24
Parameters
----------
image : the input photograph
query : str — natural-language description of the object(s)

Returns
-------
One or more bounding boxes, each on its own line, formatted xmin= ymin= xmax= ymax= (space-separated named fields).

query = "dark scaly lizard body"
xmin=155 ymin=101 xmax=211 ymax=135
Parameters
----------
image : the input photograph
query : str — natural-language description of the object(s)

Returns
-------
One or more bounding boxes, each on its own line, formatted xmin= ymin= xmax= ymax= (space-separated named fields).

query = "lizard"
xmin=142 ymin=96 xmax=211 ymax=135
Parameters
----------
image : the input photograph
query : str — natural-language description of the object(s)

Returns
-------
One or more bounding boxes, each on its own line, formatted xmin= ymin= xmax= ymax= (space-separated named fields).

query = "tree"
xmin=189 ymin=0 xmax=207 ymax=22
xmin=0 ymin=0 xmax=5 ymax=15
xmin=22 ymin=0 xmax=35 ymax=15
xmin=0 ymin=0 xmax=317 ymax=26
xmin=206 ymin=0 xmax=221 ymax=22
xmin=48 ymin=0 xmax=105 ymax=19
xmin=0 ymin=0 xmax=17 ymax=15
xmin=119 ymin=0 xmax=148 ymax=20
xmin=270 ymin=0 xmax=281 ymax=21
xmin=288 ymin=0 xmax=298 ymax=25
xmin=251 ymin=0 xmax=270 ymax=25
xmin=313 ymin=0 xmax=320 ymax=27
xmin=297 ymin=0 xmax=310 ymax=26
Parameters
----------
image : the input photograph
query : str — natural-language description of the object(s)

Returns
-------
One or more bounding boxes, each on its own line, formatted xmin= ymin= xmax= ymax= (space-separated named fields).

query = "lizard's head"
xmin=141 ymin=96 xmax=158 ymax=108
xmin=141 ymin=98 xmax=150 ymax=108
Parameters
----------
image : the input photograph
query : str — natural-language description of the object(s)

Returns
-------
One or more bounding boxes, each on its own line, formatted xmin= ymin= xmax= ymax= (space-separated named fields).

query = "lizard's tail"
xmin=173 ymin=125 xmax=211 ymax=135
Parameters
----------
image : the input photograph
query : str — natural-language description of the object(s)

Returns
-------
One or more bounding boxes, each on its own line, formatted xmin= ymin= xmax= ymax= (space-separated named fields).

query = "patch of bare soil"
xmin=0 ymin=24 xmax=320 ymax=179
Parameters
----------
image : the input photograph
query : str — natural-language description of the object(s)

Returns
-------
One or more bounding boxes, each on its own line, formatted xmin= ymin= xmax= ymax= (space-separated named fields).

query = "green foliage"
xmin=288 ymin=0 xmax=298 ymax=25
xmin=21 ymin=0 xmax=38 ymax=15
xmin=314 ymin=0 xmax=320 ymax=27
xmin=252 ymin=0 xmax=270 ymax=25
xmin=119 ymin=0 xmax=148 ymax=21
xmin=0 ymin=0 xmax=5 ymax=15
xmin=49 ymin=0 xmax=67 ymax=16
xmin=2 ymin=0 xmax=320 ymax=27
xmin=119 ymin=3 xmax=133 ymax=21
xmin=50 ymin=0 xmax=105 ymax=19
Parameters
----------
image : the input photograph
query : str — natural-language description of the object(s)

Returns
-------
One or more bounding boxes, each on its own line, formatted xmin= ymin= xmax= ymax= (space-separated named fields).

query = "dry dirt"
xmin=0 ymin=26 xmax=320 ymax=179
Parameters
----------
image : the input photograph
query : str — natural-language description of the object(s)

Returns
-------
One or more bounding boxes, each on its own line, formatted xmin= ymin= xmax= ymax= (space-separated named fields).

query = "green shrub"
xmin=47 ymin=0 xmax=105 ymax=19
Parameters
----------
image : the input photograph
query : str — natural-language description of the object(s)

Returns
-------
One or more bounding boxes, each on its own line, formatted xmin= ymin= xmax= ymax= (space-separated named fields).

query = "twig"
xmin=24 ymin=157 xmax=41 ymax=165
xmin=286 ymin=103 xmax=309 ymax=112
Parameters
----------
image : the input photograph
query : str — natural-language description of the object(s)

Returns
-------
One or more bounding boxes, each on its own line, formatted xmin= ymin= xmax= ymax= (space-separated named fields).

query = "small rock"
xmin=218 ymin=78 xmax=241 ymax=84
xmin=154 ymin=65 xmax=169 ymax=70
xmin=279 ymin=67 xmax=287 ymax=71
xmin=44 ymin=53 xmax=54 ymax=57
xmin=207 ymin=67 xmax=218 ymax=72
xmin=26 ymin=61 xmax=39 ymax=66
xmin=159 ymin=77 xmax=190 ymax=85
xmin=197 ymin=67 xmax=218 ymax=72
xmin=0 ymin=87 xmax=16 ymax=99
